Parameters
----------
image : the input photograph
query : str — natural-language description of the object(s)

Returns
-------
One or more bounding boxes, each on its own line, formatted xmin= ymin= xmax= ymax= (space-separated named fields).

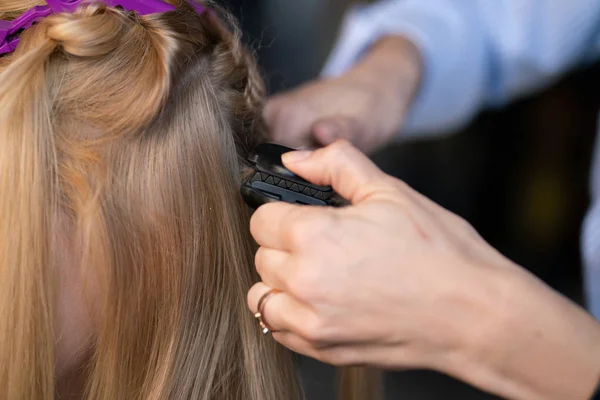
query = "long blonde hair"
xmin=0 ymin=1 xmax=379 ymax=399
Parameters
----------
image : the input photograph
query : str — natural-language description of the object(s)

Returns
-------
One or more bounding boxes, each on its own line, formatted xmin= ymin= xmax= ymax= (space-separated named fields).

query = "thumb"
xmin=311 ymin=116 xmax=363 ymax=147
xmin=281 ymin=140 xmax=388 ymax=204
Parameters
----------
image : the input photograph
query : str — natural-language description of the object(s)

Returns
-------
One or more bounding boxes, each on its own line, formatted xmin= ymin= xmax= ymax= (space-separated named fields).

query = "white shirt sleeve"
xmin=322 ymin=0 xmax=600 ymax=138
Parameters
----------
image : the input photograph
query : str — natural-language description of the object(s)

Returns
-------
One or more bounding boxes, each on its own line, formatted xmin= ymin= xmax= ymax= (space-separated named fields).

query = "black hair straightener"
xmin=241 ymin=143 xmax=343 ymax=209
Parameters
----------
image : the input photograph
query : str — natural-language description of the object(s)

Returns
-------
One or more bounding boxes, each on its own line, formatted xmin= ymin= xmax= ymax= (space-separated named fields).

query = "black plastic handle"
xmin=241 ymin=143 xmax=341 ymax=209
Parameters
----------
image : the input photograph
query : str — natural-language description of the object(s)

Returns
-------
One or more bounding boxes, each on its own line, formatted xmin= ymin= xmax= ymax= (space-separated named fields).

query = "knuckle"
xmin=287 ymin=213 xmax=329 ymax=249
xmin=384 ymin=177 xmax=416 ymax=201
xmin=390 ymin=177 xmax=411 ymax=192
xmin=299 ymin=314 xmax=330 ymax=344
xmin=327 ymin=139 xmax=354 ymax=158
xmin=254 ymin=247 xmax=266 ymax=276
xmin=461 ymin=220 xmax=480 ymax=239
xmin=313 ymin=138 xmax=353 ymax=165
xmin=287 ymin=267 xmax=321 ymax=300
xmin=249 ymin=207 xmax=268 ymax=236
xmin=287 ymin=221 xmax=311 ymax=249
xmin=454 ymin=214 xmax=474 ymax=232
xmin=372 ymin=180 xmax=413 ymax=208
xmin=247 ymin=285 xmax=260 ymax=312
xmin=457 ymin=215 xmax=470 ymax=228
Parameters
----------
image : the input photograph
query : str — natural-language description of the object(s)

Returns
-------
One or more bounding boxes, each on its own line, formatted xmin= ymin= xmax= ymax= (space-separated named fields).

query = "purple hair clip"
xmin=0 ymin=0 xmax=205 ymax=55
xmin=0 ymin=5 xmax=53 ymax=54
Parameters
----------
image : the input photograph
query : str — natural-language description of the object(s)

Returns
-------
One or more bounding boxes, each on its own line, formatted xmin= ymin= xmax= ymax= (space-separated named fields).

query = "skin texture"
xmin=264 ymin=36 xmax=421 ymax=153
xmin=247 ymin=140 xmax=600 ymax=400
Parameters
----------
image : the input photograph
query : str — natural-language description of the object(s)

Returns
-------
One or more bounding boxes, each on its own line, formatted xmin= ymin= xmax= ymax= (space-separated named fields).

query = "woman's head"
xmin=0 ymin=2 xmax=300 ymax=399
xmin=0 ymin=2 xmax=382 ymax=399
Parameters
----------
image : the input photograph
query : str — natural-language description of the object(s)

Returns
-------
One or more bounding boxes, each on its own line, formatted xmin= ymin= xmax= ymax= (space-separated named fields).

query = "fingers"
xmin=247 ymin=282 xmax=418 ymax=369
xmin=274 ymin=332 xmax=417 ymax=369
xmin=254 ymin=247 xmax=292 ymax=290
xmin=251 ymin=201 xmax=336 ymax=251
xmin=247 ymin=282 xmax=314 ymax=334
xmin=250 ymin=202 xmax=300 ymax=250
xmin=273 ymin=332 xmax=366 ymax=366
xmin=264 ymin=95 xmax=316 ymax=149
xmin=271 ymin=331 xmax=324 ymax=362
xmin=312 ymin=116 xmax=364 ymax=147
xmin=281 ymin=140 xmax=389 ymax=204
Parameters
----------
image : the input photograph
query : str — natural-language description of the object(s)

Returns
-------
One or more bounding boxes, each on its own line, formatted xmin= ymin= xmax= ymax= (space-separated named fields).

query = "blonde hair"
xmin=0 ymin=1 xmax=380 ymax=399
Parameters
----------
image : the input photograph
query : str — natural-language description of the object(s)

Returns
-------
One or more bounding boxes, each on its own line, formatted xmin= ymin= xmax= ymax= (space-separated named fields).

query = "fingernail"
xmin=283 ymin=150 xmax=313 ymax=163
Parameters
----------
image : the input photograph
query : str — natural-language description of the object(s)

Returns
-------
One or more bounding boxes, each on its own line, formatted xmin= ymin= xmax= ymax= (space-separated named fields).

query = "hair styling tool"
xmin=241 ymin=143 xmax=343 ymax=209
xmin=0 ymin=0 xmax=205 ymax=56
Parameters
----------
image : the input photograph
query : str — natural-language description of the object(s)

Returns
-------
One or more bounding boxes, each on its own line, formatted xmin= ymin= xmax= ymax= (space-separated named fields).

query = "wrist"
xmin=455 ymin=265 xmax=600 ymax=400
xmin=356 ymin=35 xmax=422 ymax=99
xmin=347 ymin=35 xmax=423 ymax=143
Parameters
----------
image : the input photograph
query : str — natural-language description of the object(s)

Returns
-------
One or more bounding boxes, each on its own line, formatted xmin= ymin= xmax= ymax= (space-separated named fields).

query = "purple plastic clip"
xmin=46 ymin=0 xmax=176 ymax=15
xmin=187 ymin=1 xmax=205 ymax=15
xmin=0 ymin=21 xmax=15 ymax=54
xmin=0 ymin=0 xmax=205 ymax=56
xmin=0 ymin=5 xmax=53 ymax=54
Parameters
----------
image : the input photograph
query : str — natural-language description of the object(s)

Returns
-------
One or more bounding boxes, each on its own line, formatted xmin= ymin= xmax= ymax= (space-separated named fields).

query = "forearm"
xmin=348 ymin=35 xmax=422 ymax=115
xmin=325 ymin=0 xmax=600 ymax=137
xmin=458 ymin=265 xmax=600 ymax=400
xmin=342 ymin=35 xmax=423 ymax=140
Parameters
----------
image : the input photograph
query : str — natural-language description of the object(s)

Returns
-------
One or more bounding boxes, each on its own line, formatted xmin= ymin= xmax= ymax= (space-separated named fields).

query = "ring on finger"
xmin=255 ymin=288 xmax=282 ymax=335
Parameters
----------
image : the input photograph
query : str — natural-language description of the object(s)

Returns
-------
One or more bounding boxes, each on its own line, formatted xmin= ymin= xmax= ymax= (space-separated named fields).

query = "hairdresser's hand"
xmin=248 ymin=141 xmax=600 ymax=400
xmin=264 ymin=36 xmax=421 ymax=153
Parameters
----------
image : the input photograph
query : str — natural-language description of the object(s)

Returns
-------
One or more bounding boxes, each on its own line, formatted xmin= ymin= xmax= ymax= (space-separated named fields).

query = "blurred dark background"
xmin=221 ymin=1 xmax=600 ymax=398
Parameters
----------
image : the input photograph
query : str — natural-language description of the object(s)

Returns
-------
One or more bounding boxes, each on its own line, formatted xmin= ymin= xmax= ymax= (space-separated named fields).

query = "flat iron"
xmin=241 ymin=143 xmax=342 ymax=209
